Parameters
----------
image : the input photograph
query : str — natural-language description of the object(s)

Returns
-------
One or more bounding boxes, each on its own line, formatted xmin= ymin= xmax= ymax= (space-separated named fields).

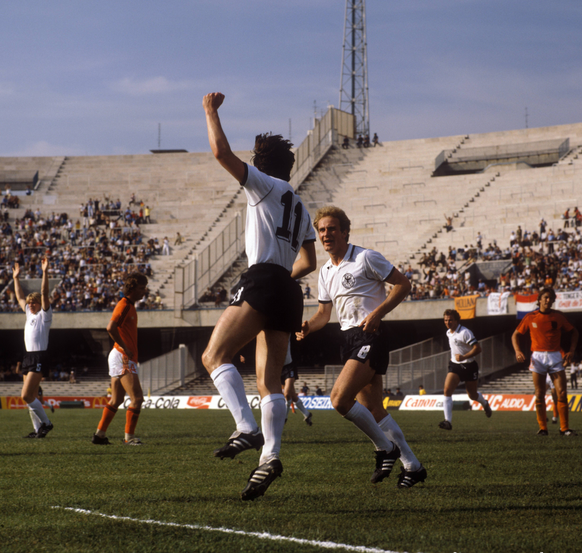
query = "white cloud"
xmin=110 ymin=76 xmax=195 ymax=96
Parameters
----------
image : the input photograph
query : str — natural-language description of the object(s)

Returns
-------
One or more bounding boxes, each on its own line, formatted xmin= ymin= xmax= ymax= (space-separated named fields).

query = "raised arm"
xmin=290 ymin=241 xmax=317 ymax=280
xmin=40 ymin=256 xmax=50 ymax=311
xmin=360 ymin=268 xmax=411 ymax=333
xmin=203 ymin=92 xmax=246 ymax=183
xmin=12 ymin=262 xmax=27 ymax=312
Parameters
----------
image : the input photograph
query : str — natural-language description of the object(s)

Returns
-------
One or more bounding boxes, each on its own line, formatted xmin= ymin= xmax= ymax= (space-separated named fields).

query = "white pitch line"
xmin=52 ymin=506 xmax=414 ymax=553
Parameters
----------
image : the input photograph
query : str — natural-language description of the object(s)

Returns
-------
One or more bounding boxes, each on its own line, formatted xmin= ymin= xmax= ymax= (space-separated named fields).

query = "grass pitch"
xmin=0 ymin=407 xmax=580 ymax=553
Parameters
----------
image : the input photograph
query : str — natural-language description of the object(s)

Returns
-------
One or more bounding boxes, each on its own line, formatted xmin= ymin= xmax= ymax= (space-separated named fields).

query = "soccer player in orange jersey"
xmin=512 ymin=288 xmax=578 ymax=436
xmin=92 ymin=272 xmax=148 ymax=446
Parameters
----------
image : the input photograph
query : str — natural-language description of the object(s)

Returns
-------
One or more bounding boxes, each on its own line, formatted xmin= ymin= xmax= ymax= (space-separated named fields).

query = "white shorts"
xmin=108 ymin=348 xmax=138 ymax=378
xmin=529 ymin=351 xmax=563 ymax=375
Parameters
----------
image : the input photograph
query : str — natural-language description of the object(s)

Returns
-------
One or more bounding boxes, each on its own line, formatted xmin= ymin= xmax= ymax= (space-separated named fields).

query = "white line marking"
xmin=52 ymin=506 xmax=413 ymax=553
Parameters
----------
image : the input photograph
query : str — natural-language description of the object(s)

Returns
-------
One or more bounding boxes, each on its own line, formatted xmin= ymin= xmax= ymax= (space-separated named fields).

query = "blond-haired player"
xmin=13 ymin=256 xmax=54 ymax=438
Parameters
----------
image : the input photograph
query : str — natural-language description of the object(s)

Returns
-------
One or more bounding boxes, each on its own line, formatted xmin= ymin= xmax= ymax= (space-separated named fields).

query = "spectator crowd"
xmin=399 ymin=214 xmax=582 ymax=301
xmin=0 ymin=195 xmax=165 ymax=312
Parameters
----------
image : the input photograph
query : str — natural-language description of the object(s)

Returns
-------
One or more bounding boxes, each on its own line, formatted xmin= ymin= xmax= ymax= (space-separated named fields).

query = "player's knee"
xmin=201 ymin=348 xmax=215 ymax=372
xmin=22 ymin=391 xmax=35 ymax=404
xmin=330 ymin=391 xmax=350 ymax=416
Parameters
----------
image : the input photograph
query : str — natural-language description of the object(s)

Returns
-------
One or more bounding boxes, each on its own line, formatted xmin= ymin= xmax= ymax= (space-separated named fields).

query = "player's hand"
xmin=563 ymin=352 xmax=573 ymax=366
xmin=455 ymin=354 xmax=464 ymax=363
xmin=360 ymin=314 xmax=380 ymax=333
xmin=296 ymin=321 xmax=310 ymax=341
xmin=515 ymin=351 xmax=526 ymax=363
xmin=203 ymin=92 xmax=225 ymax=112
xmin=12 ymin=262 xmax=21 ymax=279
xmin=41 ymin=256 xmax=49 ymax=272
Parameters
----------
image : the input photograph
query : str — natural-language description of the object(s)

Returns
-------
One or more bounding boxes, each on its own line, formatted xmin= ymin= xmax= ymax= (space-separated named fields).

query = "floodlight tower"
xmin=339 ymin=0 xmax=369 ymax=137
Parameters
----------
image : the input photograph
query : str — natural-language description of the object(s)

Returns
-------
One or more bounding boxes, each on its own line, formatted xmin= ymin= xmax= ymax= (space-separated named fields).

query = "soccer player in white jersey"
xmin=440 ymin=309 xmax=492 ymax=430
xmin=13 ymin=256 xmax=54 ymax=438
xmin=202 ymin=92 xmax=317 ymax=500
xmin=297 ymin=206 xmax=427 ymax=489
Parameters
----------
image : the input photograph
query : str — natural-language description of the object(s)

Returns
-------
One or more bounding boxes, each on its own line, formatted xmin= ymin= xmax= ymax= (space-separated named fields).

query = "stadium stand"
xmin=1 ymin=117 xmax=582 ymax=396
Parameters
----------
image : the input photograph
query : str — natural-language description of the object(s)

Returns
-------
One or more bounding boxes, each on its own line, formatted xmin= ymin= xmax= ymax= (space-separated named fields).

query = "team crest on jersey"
xmin=342 ymin=273 xmax=355 ymax=289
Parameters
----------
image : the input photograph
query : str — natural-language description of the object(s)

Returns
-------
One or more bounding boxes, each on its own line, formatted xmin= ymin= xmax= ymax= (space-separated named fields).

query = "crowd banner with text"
xmin=487 ymin=291 xmax=510 ymax=315
xmin=454 ymin=294 xmax=479 ymax=319
xmin=399 ymin=394 xmax=582 ymax=412
xmin=555 ymin=291 xmax=582 ymax=311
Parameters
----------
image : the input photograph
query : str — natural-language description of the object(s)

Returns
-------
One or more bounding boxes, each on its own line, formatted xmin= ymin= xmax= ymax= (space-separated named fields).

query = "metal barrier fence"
xmin=138 ymin=344 xmax=198 ymax=395
xmin=173 ymin=107 xmax=355 ymax=311
xmin=174 ymin=210 xmax=245 ymax=311
xmin=325 ymin=333 xmax=515 ymax=394
xmin=388 ymin=338 xmax=443 ymax=366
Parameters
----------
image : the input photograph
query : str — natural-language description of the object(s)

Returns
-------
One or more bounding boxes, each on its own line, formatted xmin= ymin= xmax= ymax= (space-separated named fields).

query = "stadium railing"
xmin=325 ymin=332 xmax=515 ymax=394
xmin=138 ymin=344 xmax=198 ymax=395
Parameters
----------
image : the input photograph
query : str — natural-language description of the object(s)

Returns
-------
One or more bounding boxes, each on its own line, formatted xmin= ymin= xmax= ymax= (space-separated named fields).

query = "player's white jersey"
xmin=242 ymin=164 xmax=315 ymax=272
xmin=318 ymin=244 xmax=394 ymax=331
xmin=447 ymin=324 xmax=478 ymax=364
xmin=25 ymin=305 xmax=52 ymax=352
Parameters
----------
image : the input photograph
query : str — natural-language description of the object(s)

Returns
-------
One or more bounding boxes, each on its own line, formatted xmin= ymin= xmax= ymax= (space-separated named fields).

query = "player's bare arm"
xmin=511 ymin=329 xmax=526 ymax=363
xmin=107 ymin=320 xmax=133 ymax=360
xmin=40 ymin=256 xmax=50 ymax=311
xmin=203 ymin=92 xmax=246 ymax=183
xmin=12 ymin=262 xmax=27 ymax=311
xmin=455 ymin=342 xmax=482 ymax=362
xmin=360 ymin=268 xmax=411 ymax=333
xmin=563 ymin=327 xmax=579 ymax=365
xmin=290 ymin=241 xmax=317 ymax=280
xmin=296 ymin=301 xmax=333 ymax=341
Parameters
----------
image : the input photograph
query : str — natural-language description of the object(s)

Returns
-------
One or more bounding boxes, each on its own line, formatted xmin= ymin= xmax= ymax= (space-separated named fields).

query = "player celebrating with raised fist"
xmin=13 ymin=255 xmax=54 ymax=439
xmin=202 ymin=92 xmax=317 ymax=500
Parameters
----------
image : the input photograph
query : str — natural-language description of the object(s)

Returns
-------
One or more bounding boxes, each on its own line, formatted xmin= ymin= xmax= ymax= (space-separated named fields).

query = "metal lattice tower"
xmin=339 ymin=0 xmax=369 ymax=137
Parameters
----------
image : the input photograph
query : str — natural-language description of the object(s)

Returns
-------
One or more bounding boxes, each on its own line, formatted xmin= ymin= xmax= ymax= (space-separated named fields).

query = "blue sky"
xmin=1 ymin=1 xmax=581 ymax=157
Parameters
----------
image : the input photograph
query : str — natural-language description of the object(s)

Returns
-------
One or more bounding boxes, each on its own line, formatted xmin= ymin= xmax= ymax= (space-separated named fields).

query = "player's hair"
xmin=26 ymin=292 xmax=41 ymax=305
xmin=251 ymin=133 xmax=295 ymax=181
xmin=443 ymin=309 xmax=461 ymax=321
xmin=313 ymin=206 xmax=351 ymax=241
xmin=538 ymin=287 xmax=556 ymax=305
xmin=123 ymin=272 xmax=148 ymax=296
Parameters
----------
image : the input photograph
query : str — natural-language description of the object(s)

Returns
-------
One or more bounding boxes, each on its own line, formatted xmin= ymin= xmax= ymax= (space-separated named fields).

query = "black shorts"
xmin=22 ymin=351 xmax=50 ymax=377
xmin=281 ymin=363 xmax=298 ymax=384
xmin=231 ymin=263 xmax=303 ymax=333
xmin=448 ymin=360 xmax=479 ymax=382
xmin=340 ymin=324 xmax=389 ymax=375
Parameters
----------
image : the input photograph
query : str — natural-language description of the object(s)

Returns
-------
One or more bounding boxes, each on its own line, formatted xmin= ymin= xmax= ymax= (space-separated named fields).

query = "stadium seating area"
xmin=1 ymin=122 xmax=581 ymax=314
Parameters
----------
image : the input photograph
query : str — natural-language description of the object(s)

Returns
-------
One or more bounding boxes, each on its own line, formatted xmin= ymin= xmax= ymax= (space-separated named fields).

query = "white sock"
xmin=28 ymin=405 xmax=42 ymax=432
xmin=211 ymin=364 xmax=257 ymax=434
xmin=344 ymin=401 xmax=393 ymax=452
xmin=295 ymin=397 xmax=310 ymax=418
xmin=475 ymin=392 xmax=487 ymax=407
xmin=444 ymin=396 xmax=453 ymax=422
xmin=259 ymin=394 xmax=286 ymax=465
xmin=378 ymin=415 xmax=421 ymax=471
xmin=27 ymin=398 xmax=50 ymax=429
